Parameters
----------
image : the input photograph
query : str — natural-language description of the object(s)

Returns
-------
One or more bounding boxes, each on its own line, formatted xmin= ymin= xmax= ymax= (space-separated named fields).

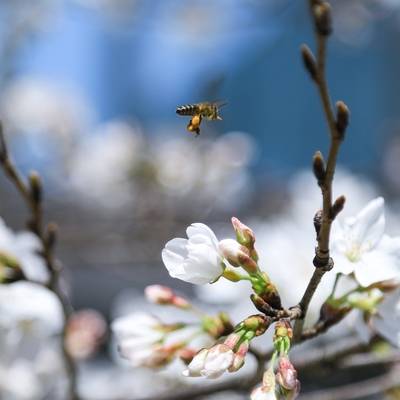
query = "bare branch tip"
xmin=313 ymin=1 xmax=333 ymax=36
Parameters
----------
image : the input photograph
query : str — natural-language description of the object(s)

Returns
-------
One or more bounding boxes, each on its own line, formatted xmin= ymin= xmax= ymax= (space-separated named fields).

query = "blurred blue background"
xmin=2 ymin=0 xmax=399 ymax=176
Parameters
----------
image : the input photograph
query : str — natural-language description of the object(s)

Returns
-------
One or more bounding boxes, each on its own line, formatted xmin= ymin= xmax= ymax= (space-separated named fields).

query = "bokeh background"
xmin=1 ymin=0 xmax=400 ymax=399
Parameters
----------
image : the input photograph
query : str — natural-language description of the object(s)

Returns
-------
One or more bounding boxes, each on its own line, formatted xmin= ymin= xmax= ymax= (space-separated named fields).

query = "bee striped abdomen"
xmin=176 ymin=104 xmax=200 ymax=116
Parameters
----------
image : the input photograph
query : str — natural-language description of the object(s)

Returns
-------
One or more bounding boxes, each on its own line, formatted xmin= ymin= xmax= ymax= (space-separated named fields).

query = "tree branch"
xmin=298 ymin=366 xmax=400 ymax=400
xmin=0 ymin=123 xmax=79 ymax=400
xmin=293 ymin=0 xmax=349 ymax=342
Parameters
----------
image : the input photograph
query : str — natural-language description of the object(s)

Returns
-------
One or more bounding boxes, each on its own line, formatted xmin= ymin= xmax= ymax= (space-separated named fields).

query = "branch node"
xmin=313 ymin=255 xmax=333 ymax=271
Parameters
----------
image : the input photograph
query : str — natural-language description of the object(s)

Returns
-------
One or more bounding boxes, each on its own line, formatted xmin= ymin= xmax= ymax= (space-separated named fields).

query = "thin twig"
xmin=293 ymin=0 xmax=348 ymax=342
xmin=0 ymin=123 xmax=79 ymax=400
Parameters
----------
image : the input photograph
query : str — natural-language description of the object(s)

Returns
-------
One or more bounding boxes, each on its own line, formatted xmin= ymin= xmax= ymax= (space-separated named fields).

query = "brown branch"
xmin=298 ymin=366 xmax=400 ymax=400
xmin=293 ymin=0 xmax=349 ymax=342
xmin=0 ymin=123 xmax=79 ymax=400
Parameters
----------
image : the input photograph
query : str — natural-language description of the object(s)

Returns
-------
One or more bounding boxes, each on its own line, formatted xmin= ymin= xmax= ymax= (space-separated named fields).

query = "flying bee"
xmin=176 ymin=101 xmax=226 ymax=136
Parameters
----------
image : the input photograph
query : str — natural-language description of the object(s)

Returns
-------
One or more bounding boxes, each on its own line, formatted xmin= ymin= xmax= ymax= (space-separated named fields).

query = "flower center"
xmin=345 ymin=242 xmax=362 ymax=262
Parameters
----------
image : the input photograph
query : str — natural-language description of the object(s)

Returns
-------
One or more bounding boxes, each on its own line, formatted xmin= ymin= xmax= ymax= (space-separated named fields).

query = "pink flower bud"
xmin=228 ymin=340 xmax=249 ymax=372
xmin=223 ymin=332 xmax=243 ymax=350
xmin=145 ymin=285 xmax=190 ymax=309
xmin=178 ymin=347 xmax=198 ymax=365
xmin=218 ymin=239 xmax=258 ymax=273
xmin=276 ymin=356 xmax=300 ymax=398
xmin=65 ymin=309 xmax=107 ymax=360
xmin=231 ymin=217 xmax=255 ymax=247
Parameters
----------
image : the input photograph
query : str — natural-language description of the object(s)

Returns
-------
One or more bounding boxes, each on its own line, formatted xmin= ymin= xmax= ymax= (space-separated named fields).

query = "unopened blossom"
xmin=331 ymin=197 xmax=400 ymax=287
xmin=183 ymin=344 xmax=234 ymax=379
xmin=65 ymin=309 xmax=107 ymax=360
xmin=276 ymin=356 xmax=300 ymax=399
xmin=144 ymin=285 xmax=190 ymax=308
xmin=162 ymin=223 xmax=224 ymax=284
xmin=251 ymin=367 xmax=277 ymax=400
xmin=218 ymin=239 xmax=257 ymax=272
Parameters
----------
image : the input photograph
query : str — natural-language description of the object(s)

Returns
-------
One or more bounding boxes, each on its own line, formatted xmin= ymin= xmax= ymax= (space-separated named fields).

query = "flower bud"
xmin=231 ymin=217 xmax=255 ymax=246
xmin=202 ymin=344 xmax=235 ymax=379
xmin=242 ymin=314 xmax=271 ymax=337
xmin=145 ymin=285 xmax=190 ymax=309
xmin=301 ymin=44 xmax=317 ymax=82
xmin=65 ymin=309 xmax=107 ymax=360
xmin=330 ymin=195 xmax=346 ymax=219
xmin=313 ymin=2 xmax=332 ymax=36
xmin=218 ymin=239 xmax=258 ymax=273
xmin=276 ymin=356 xmax=300 ymax=393
xmin=224 ymin=332 xmax=243 ymax=350
xmin=28 ymin=171 xmax=42 ymax=204
xmin=336 ymin=100 xmax=350 ymax=139
xmin=274 ymin=320 xmax=293 ymax=340
xmin=182 ymin=348 xmax=208 ymax=377
xmin=312 ymin=151 xmax=325 ymax=185
xmin=251 ymin=367 xmax=277 ymax=400
xmin=229 ymin=340 xmax=249 ymax=372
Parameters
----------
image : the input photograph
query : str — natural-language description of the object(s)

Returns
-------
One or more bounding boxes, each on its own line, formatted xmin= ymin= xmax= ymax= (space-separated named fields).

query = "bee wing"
xmin=211 ymin=100 xmax=228 ymax=108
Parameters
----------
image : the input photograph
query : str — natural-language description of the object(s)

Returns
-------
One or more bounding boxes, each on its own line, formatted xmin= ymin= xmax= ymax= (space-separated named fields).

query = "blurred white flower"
xmin=0 ymin=359 xmax=42 ymax=400
xmin=369 ymin=289 xmax=400 ymax=348
xmin=0 ymin=345 xmax=66 ymax=400
xmin=331 ymin=197 xmax=400 ymax=287
xmin=153 ymin=137 xmax=202 ymax=195
xmin=0 ymin=218 xmax=48 ymax=283
xmin=111 ymin=312 xmax=165 ymax=367
xmin=0 ymin=282 xmax=63 ymax=336
xmin=162 ymin=223 xmax=224 ymax=285
xmin=68 ymin=120 xmax=143 ymax=208
xmin=1 ymin=77 xmax=90 ymax=141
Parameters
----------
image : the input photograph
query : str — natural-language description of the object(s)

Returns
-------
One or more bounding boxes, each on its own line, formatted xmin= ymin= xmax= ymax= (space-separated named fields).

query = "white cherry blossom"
xmin=331 ymin=197 xmax=400 ymax=287
xmin=162 ymin=223 xmax=224 ymax=285
xmin=0 ymin=218 xmax=48 ymax=283
xmin=0 ymin=282 xmax=63 ymax=336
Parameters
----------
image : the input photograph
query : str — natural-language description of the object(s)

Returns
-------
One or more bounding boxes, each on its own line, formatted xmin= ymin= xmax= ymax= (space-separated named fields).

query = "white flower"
xmin=162 ymin=223 xmax=224 ymax=285
xmin=111 ymin=312 xmax=165 ymax=366
xmin=370 ymin=289 xmax=400 ymax=348
xmin=0 ymin=282 xmax=63 ymax=336
xmin=0 ymin=218 xmax=48 ymax=283
xmin=331 ymin=197 xmax=400 ymax=286
xmin=251 ymin=386 xmax=277 ymax=400
xmin=68 ymin=120 xmax=143 ymax=209
xmin=183 ymin=344 xmax=234 ymax=379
